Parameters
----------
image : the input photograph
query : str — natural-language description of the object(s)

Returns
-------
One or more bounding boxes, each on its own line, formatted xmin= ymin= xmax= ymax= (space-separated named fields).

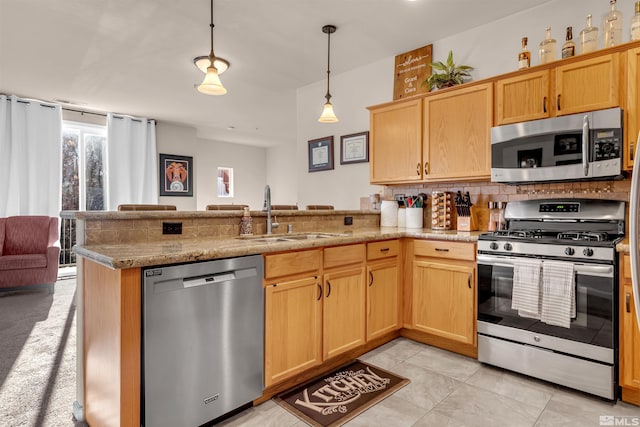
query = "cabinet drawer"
xmin=324 ymin=244 xmax=365 ymax=269
xmin=264 ymin=249 xmax=321 ymax=280
xmin=414 ymin=239 xmax=475 ymax=261
xmin=367 ymin=240 xmax=399 ymax=261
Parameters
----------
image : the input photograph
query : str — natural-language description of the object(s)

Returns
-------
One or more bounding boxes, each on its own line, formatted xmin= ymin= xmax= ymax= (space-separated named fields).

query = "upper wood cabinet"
xmin=423 ymin=82 xmax=492 ymax=181
xmin=554 ymin=53 xmax=619 ymax=115
xmin=626 ymin=47 xmax=640 ymax=170
xmin=494 ymin=70 xmax=550 ymax=125
xmin=495 ymin=53 xmax=620 ymax=125
xmin=369 ymin=98 xmax=423 ymax=183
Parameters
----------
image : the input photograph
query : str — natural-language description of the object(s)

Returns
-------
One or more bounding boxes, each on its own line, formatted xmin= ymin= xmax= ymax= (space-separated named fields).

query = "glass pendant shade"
xmin=318 ymin=101 xmax=338 ymax=123
xmin=198 ymin=64 xmax=227 ymax=95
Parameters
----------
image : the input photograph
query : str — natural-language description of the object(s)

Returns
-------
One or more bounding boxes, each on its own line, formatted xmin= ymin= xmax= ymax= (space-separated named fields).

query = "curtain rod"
xmin=2 ymin=95 xmax=156 ymax=123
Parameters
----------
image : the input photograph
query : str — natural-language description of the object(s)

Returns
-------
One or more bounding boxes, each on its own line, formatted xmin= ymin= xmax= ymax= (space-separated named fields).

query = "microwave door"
xmin=491 ymin=132 xmax=585 ymax=183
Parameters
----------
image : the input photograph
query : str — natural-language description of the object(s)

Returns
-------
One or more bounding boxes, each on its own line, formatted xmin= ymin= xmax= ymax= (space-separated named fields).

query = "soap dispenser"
xmin=240 ymin=207 xmax=253 ymax=236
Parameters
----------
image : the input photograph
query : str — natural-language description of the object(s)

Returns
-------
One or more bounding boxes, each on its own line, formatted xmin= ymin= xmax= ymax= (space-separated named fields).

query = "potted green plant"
xmin=422 ymin=50 xmax=474 ymax=91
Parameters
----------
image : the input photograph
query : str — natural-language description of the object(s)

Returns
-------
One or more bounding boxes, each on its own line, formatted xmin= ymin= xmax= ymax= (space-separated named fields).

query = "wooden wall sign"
xmin=393 ymin=44 xmax=433 ymax=100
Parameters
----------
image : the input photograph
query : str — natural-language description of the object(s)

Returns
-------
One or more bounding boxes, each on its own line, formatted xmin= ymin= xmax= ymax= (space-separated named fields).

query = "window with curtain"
xmin=62 ymin=122 xmax=107 ymax=211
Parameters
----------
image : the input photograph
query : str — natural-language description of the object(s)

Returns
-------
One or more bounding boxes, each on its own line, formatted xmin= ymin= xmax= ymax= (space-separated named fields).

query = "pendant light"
xmin=318 ymin=25 xmax=338 ymax=123
xmin=197 ymin=0 xmax=227 ymax=95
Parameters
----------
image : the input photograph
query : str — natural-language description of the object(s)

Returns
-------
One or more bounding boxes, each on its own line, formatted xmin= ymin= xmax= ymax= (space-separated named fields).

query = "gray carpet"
xmin=0 ymin=277 xmax=84 ymax=426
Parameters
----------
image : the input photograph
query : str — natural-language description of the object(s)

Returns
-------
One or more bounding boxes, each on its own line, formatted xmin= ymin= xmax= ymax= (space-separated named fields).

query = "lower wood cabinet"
xmin=620 ymin=254 xmax=640 ymax=405
xmin=366 ymin=240 xmax=401 ymax=341
xmin=406 ymin=239 xmax=477 ymax=354
xmin=412 ymin=259 xmax=475 ymax=345
xmin=263 ymin=245 xmax=366 ymax=387
xmin=323 ymin=265 xmax=366 ymax=359
xmin=264 ymin=275 xmax=323 ymax=387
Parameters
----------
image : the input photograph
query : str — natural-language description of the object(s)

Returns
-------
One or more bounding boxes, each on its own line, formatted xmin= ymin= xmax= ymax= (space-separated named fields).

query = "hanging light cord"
xmin=325 ymin=28 xmax=332 ymax=103
xmin=208 ymin=0 xmax=216 ymax=66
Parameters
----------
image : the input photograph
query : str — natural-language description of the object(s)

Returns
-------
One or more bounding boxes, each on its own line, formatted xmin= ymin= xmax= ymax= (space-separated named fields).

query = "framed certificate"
xmin=308 ymin=136 xmax=334 ymax=172
xmin=340 ymin=131 xmax=369 ymax=164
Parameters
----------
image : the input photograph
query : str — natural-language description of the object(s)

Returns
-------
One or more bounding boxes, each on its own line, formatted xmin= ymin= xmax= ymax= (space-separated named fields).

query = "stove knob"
xmin=583 ymin=248 xmax=594 ymax=257
xmin=490 ymin=242 xmax=499 ymax=250
xmin=503 ymin=243 xmax=513 ymax=251
xmin=565 ymin=247 xmax=575 ymax=256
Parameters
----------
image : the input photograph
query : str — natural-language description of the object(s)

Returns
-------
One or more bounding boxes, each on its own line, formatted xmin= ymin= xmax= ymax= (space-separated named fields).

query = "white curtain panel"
xmin=0 ymin=95 xmax=62 ymax=217
xmin=106 ymin=114 xmax=158 ymax=210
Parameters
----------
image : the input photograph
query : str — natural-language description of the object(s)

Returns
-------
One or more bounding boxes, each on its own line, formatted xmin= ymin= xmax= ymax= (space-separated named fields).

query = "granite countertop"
xmin=74 ymin=227 xmax=483 ymax=269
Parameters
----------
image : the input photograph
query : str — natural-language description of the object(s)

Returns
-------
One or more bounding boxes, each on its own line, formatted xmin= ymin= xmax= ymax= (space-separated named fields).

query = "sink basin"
xmin=237 ymin=232 xmax=349 ymax=243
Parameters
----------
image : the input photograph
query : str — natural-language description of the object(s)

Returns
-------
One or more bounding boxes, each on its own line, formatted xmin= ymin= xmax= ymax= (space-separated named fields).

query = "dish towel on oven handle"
xmin=511 ymin=258 xmax=542 ymax=319
xmin=541 ymin=260 xmax=576 ymax=328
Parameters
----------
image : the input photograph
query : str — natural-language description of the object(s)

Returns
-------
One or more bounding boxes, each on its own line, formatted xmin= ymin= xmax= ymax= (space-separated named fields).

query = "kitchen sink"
xmin=237 ymin=232 xmax=349 ymax=243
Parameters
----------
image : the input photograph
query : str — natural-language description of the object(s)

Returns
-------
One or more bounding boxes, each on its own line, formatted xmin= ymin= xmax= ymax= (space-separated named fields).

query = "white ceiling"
xmin=1 ymin=0 xmax=548 ymax=147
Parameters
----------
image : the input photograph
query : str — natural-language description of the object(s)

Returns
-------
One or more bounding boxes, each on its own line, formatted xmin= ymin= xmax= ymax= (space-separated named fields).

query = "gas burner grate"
xmin=557 ymin=232 xmax=609 ymax=242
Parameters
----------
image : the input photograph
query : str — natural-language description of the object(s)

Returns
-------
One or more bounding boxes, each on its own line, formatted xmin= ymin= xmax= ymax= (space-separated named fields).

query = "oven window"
xmin=478 ymin=264 xmax=614 ymax=348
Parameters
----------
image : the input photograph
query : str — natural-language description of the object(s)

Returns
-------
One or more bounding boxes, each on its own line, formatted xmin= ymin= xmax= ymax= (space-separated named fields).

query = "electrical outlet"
xmin=344 ymin=216 xmax=353 ymax=226
xmin=162 ymin=222 xmax=182 ymax=235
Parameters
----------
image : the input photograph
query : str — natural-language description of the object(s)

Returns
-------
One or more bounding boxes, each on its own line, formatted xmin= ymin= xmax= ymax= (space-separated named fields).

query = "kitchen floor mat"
xmin=274 ymin=360 xmax=410 ymax=427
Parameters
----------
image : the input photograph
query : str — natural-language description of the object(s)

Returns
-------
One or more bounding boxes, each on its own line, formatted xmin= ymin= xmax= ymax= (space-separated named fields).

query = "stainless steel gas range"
xmin=477 ymin=198 xmax=625 ymax=400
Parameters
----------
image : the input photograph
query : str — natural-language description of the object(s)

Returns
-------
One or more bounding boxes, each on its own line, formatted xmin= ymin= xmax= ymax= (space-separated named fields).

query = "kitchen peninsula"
xmin=69 ymin=208 xmax=481 ymax=426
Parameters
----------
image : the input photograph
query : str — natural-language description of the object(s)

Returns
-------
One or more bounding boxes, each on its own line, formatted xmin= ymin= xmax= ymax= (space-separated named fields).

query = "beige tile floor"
xmin=219 ymin=338 xmax=640 ymax=427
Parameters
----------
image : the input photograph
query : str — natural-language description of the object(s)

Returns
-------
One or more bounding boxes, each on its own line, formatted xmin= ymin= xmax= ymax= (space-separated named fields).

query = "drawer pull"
xmin=379 ymin=248 xmax=390 ymax=253
xmin=317 ymin=283 xmax=322 ymax=301
xmin=435 ymin=248 xmax=449 ymax=252
xmin=626 ymin=292 xmax=631 ymax=313
xmin=369 ymin=271 xmax=374 ymax=287
xmin=326 ymin=280 xmax=332 ymax=298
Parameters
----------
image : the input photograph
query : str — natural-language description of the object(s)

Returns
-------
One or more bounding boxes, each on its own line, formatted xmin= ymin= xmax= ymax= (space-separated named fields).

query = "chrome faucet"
xmin=263 ymin=185 xmax=279 ymax=235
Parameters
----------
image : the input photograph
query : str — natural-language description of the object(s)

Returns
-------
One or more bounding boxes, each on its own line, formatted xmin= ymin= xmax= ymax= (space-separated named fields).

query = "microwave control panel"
xmin=592 ymin=129 xmax=621 ymax=161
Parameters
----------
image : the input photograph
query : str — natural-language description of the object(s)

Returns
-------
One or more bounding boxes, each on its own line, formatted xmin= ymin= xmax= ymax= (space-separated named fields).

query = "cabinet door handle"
xmin=543 ymin=96 xmax=547 ymax=113
xmin=326 ymin=280 xmax=332 ymax=297
xmin=416 ymin=162 xmax=421 ymax=176
xmin=435 ymin=248 xmax=449 ymax=252
xmin=557 ymin=94 xmax=561 ymax=111
xmin=424 ymin=162 xmax=429 ymax=175
xmin=626 ymin=292 xmax=631 ymax=313
xmin=468 ymin=273 xmax=472 ymax=289
xmin=317 ymin=283 xmax=323 ymax=301
xmin=369 ymin=271 xmax=374 ymax=286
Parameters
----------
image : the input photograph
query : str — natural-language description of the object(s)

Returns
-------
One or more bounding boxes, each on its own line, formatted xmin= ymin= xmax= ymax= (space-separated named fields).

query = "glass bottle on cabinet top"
xmin=562 ymin=26 xmax=576 ymax=58
xmin=580 ymin=14 xmax=599 ymax=53
xmin=518 ymin=37 xmax=531 ymax=70
xmin=631 ymin=1 xmax=640 ymax=41
xmin=539 ymin=26 xmax=557 ymax=64
xmin=603 ymin=0 xmax=623 ymax=47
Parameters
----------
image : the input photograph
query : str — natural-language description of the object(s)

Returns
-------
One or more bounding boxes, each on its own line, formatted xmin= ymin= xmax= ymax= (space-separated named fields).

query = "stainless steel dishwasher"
xmin=142 ymin=254 xmax=264 ymax=427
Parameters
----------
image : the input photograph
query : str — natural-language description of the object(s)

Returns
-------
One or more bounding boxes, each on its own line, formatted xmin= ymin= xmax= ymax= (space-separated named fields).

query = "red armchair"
xmin=0 ymin=216 xmax=60 ymax=292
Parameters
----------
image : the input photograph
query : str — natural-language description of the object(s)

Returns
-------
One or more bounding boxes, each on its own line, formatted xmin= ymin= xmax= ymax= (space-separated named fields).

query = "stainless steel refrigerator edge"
xmin=142 ymin=255 xmax=264 ymax=426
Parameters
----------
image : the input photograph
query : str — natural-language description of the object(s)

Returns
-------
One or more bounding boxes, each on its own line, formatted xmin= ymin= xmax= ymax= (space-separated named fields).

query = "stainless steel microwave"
xmin=491 ymin=107 xmax=623 ymax=184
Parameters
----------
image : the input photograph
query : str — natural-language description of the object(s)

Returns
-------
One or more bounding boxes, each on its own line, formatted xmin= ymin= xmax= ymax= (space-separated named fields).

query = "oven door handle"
xmin=582 ymin=114 xmax=590 ymax=176
xmin=477 ymin=254 xmax=613 ymax=277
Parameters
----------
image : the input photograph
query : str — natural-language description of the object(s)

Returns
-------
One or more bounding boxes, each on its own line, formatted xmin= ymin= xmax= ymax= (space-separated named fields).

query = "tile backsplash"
xmin=384 ymin=178 xmax=631 ymax=232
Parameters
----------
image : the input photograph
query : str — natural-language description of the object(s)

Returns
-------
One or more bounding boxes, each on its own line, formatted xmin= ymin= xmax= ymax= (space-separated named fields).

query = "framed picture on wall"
xmin=308 ymin=136 xmax=334 ymax=172
xmin=217 ymin=167 xmax=234 ymax=197
xmin=340 ymin=131 xmax=369 ymax=164
xmin=159 ymin=153 xmax=193 ymax=196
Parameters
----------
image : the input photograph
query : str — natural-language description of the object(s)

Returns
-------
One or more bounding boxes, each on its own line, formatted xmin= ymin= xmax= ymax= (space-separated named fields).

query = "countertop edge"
xmin=74 ymin=228 xmax=482 ymax=269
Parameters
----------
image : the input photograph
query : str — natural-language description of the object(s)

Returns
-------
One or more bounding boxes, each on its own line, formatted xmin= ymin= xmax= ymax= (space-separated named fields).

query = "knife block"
xmin=456 ymin=206 xmax=478 ymax=231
